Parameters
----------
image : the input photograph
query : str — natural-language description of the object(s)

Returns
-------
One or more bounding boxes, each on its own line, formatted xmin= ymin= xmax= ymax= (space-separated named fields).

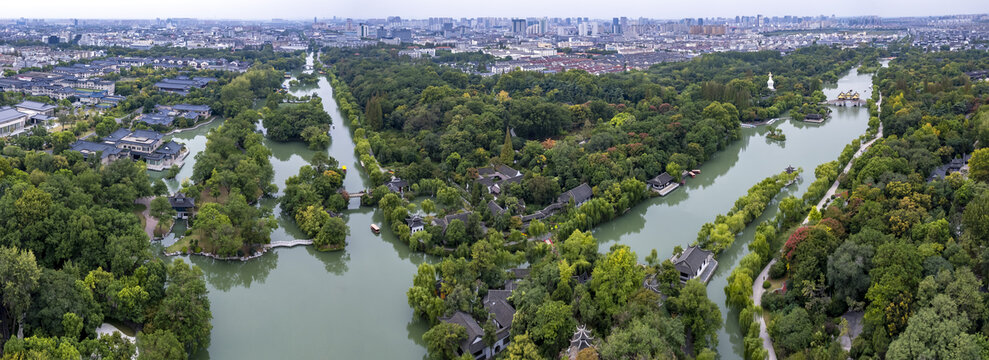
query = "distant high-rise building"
xmin=539 ymin=18 xmax=548 ymax=34
xmin=612 ymin=17 xmax=621 ymax=34
xmin=346 ymin=18 xmax=353 ymax=31
xmin=512 ymin=18 xmax=527 ymax=35
xmin=359 ymin=23 xmax=371 ymax=38
xmin=393 ymin=28 xmax=412 ymax=42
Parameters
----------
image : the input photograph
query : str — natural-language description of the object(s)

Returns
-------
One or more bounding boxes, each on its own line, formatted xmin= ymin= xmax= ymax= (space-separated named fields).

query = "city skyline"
xmin=3 ymin=0 xmax=987 ymax=21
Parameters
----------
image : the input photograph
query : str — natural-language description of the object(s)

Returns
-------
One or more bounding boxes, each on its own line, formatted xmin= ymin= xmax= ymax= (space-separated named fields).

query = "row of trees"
xmin=695 ymin=170 xmax=799 ymax=253
xmin=752 ymin=46 xmax=989 ymax=359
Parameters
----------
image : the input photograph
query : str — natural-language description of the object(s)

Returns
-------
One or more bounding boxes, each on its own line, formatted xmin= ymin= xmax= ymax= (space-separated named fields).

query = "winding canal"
xmin=152 ymin=54 xmax=434 ymax=359
xmin=592 ymin=64 xmax=879 ymax=359
xmin=150 ymin=53 xmax=879 ymax=359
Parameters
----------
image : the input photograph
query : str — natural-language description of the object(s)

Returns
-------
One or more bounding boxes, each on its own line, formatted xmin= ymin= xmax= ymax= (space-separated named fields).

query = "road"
xmin=752 ymin=258 xmax=779 ymax=360
xmin=760 ymin=96 xmax=883 ymax=356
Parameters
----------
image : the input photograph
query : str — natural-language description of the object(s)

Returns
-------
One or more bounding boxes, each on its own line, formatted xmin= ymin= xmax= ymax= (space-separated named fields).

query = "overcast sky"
xmin=3 ymin=0 xmax=987 ymax=20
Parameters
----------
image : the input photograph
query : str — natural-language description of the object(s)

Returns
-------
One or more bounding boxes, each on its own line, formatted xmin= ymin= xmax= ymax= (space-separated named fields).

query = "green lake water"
xmin=149 ymin=53 xmax=878 ymax=359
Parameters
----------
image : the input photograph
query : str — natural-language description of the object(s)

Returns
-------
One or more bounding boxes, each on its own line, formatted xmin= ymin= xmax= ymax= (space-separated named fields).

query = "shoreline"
xmin=163 ymin=239 xmax=315 ymax=261
xmin=164 ymin=116 xmax=219 ymax=136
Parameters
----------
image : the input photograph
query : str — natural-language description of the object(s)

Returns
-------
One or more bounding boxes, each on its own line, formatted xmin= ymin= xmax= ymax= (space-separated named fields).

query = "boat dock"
xmin=656 ymin=182 xmax=680 ymax=196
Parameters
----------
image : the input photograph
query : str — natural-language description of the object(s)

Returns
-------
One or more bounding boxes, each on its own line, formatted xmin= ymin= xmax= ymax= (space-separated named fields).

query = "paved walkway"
xmin=760 ymin=95 xmax=883 ymax=356
xmin=751 ymin=258 xmax=778 ymax=360
xmin=96 ymin=323 xmax=135 ymax=343
xmin=808 ymin=122 xmax=884 ymax=220
xmin=134 ymin=197 xmax=158 ymax=239
xmin=838 ymin=311 xmax=865 ymax=351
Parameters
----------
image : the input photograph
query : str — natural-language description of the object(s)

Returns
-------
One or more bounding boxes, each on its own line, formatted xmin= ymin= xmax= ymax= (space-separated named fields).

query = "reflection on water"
xmin=591 ymin=65 xmax=877 ymax=359
xmin=151 ymin=54 xmax=435 ymax=359
xmin=152 ymin=55 xmax=877 ymax=359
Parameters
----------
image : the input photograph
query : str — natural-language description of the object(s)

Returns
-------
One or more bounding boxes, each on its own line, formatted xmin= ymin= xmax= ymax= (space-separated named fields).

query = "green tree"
xmin=599 ymin=316 xmax=684 ymax=360
xmin=501 ymin=128 xmax=514 ymax=164
xmin=769 ymin=307 xmax=813 ymax=356
xmin=725 ymin=270 xmax=753 ymax=308
xmin=0 ymin=246 xmax=41 ymax=342
xmin=295 ymin=204 xmax=330 ymax=238
xmin=150 ymin=196 xmax=176 ymax=232
xmin=608 ymin=112 xmax=635 ymax=127
xmin=437 ymin=186 xmax=459 ymax=207
xmin=61 ymin=313 xmax=83 ymax=339
xmin=407 ymin=263 xmax=444 ymax=323
xmin=962 ymin=191 xmax=989 ymax=245
xmin=827 ymin=240 xmax=873 ymax=302
xmin=969 ymin=148 xmax=989 ymax=182
xmin=528 ymin=300 xmax=575 ymax=352
xmin=365 ymin=96 xmax=383 ymax=131
xmin=423 ymin=322 xmax=467 ymax=360
xmin=886 ymin=295 xmax=983 ymax=360
xmin=137 ymin=330 xmax=186 ymax=360
xmin=445 ymin=219 xmax=467 ymax=245
xmin=590 ymin=245 xmax=644 ymax=321
xmin=421 ymin=199 xmax=436 ymax=214
xmin=505 ymin=333 xmax=545 ymax=360
xmin=50 ymin=131 xmax=76 ymax=154
xmin=527 ymin=219 xmax=547 ymax=239
xmin=666 ymin=162 xmax=682 ymax=183
xmin=149 ymin=259 xmax=212 ymax=355
xmin=314 ymin=217 xmax=349 ymax=250
xmin=668 ymin=279 xmax=722 ymax=352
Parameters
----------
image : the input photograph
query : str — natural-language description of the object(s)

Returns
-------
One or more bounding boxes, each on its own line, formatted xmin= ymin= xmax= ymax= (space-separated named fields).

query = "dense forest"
xmin=0 ymin=148 xmax=210 ymax=358
xmin=323 ymin=45 xmax=870 ymax=260
xmin=323 ymin=45 xmax=868 ymax=189
xmin=318 ymin=44 xmax=879 ymax=359
xmin=728 ymin=46 xmax=989 ymax=359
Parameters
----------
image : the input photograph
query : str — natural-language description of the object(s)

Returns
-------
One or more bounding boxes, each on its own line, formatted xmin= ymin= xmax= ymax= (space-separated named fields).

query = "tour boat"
xmin=370 ymin=224 xmax=380 ymax=234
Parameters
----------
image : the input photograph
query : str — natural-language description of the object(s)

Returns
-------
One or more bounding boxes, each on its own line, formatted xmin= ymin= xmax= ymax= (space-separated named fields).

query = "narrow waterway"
xmin=592 ymin=65 xmax=878 ymax=359
xmin=148 ymin=54 xmax=877 ymax=359
xmin=151 ymin=53 xmax=434 ymax=359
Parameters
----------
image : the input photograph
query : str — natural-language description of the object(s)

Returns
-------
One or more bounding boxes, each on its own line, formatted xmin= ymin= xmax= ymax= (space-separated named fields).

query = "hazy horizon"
xmin=2 ymin=0 xmax=987 ymax=21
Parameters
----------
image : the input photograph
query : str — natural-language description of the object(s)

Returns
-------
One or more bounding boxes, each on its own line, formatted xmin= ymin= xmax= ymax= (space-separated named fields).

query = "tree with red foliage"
xmin=783 ymin=227 xmax=812 ymax=260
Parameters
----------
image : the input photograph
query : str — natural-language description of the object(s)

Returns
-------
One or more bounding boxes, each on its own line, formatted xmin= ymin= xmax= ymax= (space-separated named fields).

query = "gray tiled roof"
xmin=0 ymin=108 xmax=27 ymax=125
xmin=69 ymin=140 xmax=122 ymax=159
xmin=168 ymin=193 xmax=195 ymax=209
xmin=15 ymin=100 xmax=56 ymax=112
xmin=673 ymin=245 xmax=712 ymax=276
xmin=558 ymin=183 xmax=593 ymax=205
xmin=647 ymin=172 xmax=674 ymax=187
